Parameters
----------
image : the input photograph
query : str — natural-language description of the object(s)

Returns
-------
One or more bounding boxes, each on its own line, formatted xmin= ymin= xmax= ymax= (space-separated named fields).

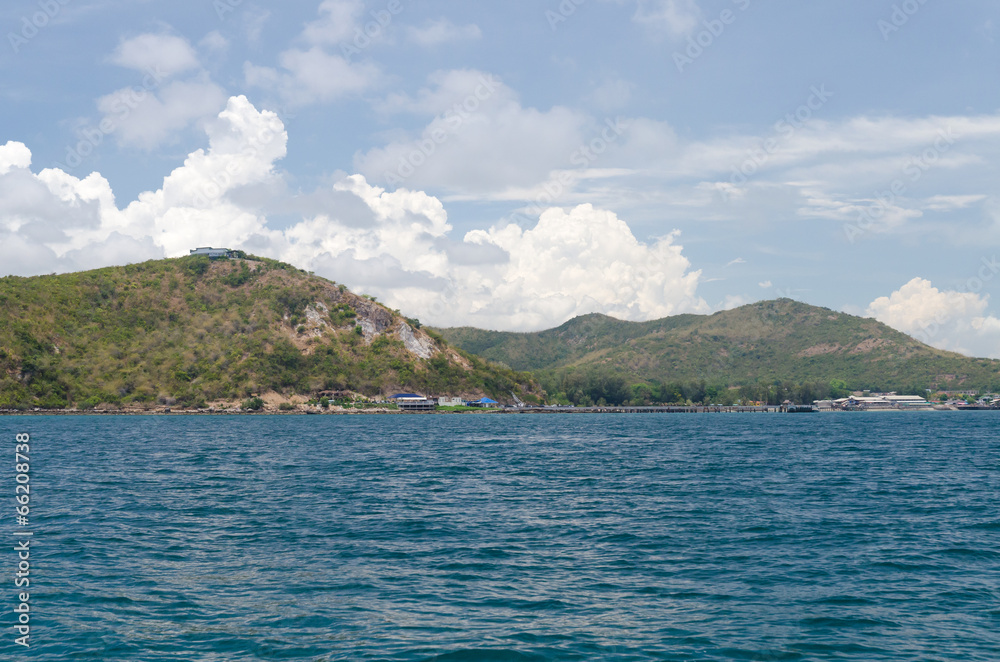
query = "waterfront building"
xmin=390 ymin=393 xmax=436 ymax=411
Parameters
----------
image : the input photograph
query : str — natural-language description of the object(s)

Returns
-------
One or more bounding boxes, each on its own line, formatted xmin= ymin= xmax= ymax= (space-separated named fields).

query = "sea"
xmin=2 ymin=412 xmax=999 ymax=661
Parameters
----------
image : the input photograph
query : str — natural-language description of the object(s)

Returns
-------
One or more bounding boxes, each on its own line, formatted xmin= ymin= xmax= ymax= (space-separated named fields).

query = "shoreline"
xmin=0 ymin=406 xmax=981 ymax=416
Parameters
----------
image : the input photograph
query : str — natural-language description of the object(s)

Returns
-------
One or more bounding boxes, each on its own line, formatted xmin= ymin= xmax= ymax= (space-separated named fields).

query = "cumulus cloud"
xmin=1 ymin=97 xmax=707 ymax=332
xmin=121 ymin=95 xmax=289 ymax=257
xmin=0 ymin=141 xmax=31 ymax=175
xmin=109 ymin=33 xmax=200 ymax=77
xmin=348 ymin=69 xmax=1000 ymax=235
xmin=867 ymin=277 xmax=1000 ymax=358
xmin=244 ymin=0 xmax=382 ymax=107
xmin=96 ymin=76 xmax=228 ymax=151
xmin=262 ymin=180 xmax=708 ymax=330
xmin=356 ymin=69 xmax=594 ymax=196
xmin=245 ymin=48 xmax=379 ymax=107
xmin=0 ymin=144 xmax=161 ymax=276
xmin=95 ymin=33 xmax=227 ymax=151
xmin=455 ymin=204 xmax=707 ymax=329
xmin=0 ymin=96 xmax=287 ymax=275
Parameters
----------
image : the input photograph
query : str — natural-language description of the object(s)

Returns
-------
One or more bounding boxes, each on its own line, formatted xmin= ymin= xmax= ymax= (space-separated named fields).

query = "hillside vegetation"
xmin=0 ymin=255 xmax=538 ymax=410
xmin=438 ymin=300 xmax=1000 ymax=405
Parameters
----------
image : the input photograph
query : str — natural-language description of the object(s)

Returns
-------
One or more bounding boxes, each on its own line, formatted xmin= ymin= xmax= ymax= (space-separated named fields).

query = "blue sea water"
xmin=1 ymin=412 xmax=999 ymax=661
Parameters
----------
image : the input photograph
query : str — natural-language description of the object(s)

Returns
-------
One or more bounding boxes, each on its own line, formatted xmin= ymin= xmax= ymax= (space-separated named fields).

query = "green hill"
xmin=0 ymin=255 xmax=538 ymax=410
xmin=437 ymin=300 xmax=1000 ymax=405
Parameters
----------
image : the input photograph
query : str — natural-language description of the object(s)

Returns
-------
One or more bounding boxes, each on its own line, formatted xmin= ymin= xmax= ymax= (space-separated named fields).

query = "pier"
xmin=508 ymin=405 xmax=784 ymax=414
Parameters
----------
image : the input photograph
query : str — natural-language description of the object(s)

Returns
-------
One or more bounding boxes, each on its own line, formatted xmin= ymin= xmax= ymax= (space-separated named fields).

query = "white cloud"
xmin=121 ymin=95 xmax=288 ymax=257
xmin=0 ymin=142 xmax=161 ymax=276
xmin=0 ymin=141 xmax=32 ymax=175
xmin=96 ymin=77 xmax=228 ymax=151
xmin=301 ymin=0 xmax=365 ymax=46
xmin=720 ymin=294 xmax=750 ymax=310
xmin=454 ymin=204 xmax=707 ymax=329
xmin=263 ymin=182 xmax=709 ymax=330
xmin=245 ymin=47 xmax=379 ymax=107
xmin=405 ymin=19 xmax=482 ymax=47
xmin=1 ymin=97 xmax=707 ymax=332
xmin=0 ymin=96 xmax=286 ymax=276
xmin=588 ymin=77 xmax=634 ymax=112
xmin=243 ymin=8 xmax=272 ymax=44
xmin=356 ymin=69 xmax=594 ymax=196
xmin=923 ymin=194 xmax=988 ymax=211
xmin=243 ymin=0 xmax=384 ymax=108
xmin=109 ymin=33 xmax=200 ymax=77
xmin=508 ymin=110 xmax=1000 ymax=242
xmin=356 ymin=107 xmax=1000 ymax=259
xmin=758 ymin=280 xmax=772 ymax=288
xmin=199 ymin=31 xmax=229 ymax=54
xmin=96 ymin=32 xmax=227 ymax=150
xmin=632 ymin=0 xmax=702 ymax=37
xmin=867 ymin=277 xmax=1000 ymax=358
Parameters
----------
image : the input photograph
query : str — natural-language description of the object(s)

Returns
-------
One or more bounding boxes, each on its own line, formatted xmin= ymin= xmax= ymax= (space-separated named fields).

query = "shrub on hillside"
xmin=243 ymin=397 xmax=264 ymax=411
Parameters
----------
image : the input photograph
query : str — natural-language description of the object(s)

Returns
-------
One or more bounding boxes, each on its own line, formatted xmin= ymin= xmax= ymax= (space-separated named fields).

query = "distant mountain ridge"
xmin=437 ymin=299 xmax=1000 ymax=395
xmin=0 ymin=255 xmax=538 ymax=410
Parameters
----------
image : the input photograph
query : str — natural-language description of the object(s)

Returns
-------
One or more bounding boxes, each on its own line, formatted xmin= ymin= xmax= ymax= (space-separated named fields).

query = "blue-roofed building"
xmin=467 ymin=397 xmax=500 ymax=408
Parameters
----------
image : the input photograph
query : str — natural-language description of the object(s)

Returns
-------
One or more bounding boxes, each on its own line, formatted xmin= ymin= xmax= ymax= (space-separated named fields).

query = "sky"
xmin=2 ymin=0 xmax=1000 ymax=357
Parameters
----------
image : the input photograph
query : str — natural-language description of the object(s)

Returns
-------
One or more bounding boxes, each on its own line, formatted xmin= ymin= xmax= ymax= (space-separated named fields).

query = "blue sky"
xmin=3 ymin=0 xmax=1000 ymax=356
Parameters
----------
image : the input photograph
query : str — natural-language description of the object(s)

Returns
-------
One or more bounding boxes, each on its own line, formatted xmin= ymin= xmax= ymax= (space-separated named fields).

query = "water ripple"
xmin=3 ymin=412 xmax=1000 ymax=660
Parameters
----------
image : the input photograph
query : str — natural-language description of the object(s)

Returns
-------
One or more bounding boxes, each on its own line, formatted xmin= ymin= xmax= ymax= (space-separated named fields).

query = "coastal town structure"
xmin=391 ymin=394 xmax=503 ymax=410
xmin=189 ymin=247 xmax=235 ymax=259
xmin=468 ymin=398 xmax=500 ymax=408
xmin=815 ymin=394 xmax=934 ymax=411
xmin=390 ymin=394 xmax=436 ymax=411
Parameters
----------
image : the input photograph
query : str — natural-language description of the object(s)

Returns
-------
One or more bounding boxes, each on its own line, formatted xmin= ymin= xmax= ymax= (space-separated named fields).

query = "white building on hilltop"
xmin=189 ymin=247 xmax=234 ymax=259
